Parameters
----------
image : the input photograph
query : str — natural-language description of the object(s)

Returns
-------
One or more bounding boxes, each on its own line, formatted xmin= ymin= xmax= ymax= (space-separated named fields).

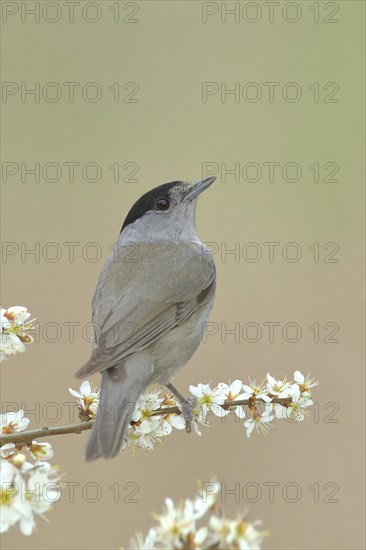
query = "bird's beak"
xmin=185 ymin=177 xmax=216 ymax=201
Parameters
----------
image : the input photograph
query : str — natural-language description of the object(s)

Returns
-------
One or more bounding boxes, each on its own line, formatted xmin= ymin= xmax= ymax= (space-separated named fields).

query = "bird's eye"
xmin=156 ymin=197 xmax=171 ymax=211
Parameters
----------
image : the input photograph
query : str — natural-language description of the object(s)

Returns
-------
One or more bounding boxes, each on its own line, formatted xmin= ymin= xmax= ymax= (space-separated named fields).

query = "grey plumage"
xmin=84 ymin=355 xmax=153 ymax=460
xmin=76 ymin=178 xmax=216 ymax=461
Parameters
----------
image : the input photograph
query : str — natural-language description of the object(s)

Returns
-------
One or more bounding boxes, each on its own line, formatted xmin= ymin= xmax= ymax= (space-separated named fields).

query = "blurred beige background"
xmin=1 ymin=1 xmax=365 ymax=548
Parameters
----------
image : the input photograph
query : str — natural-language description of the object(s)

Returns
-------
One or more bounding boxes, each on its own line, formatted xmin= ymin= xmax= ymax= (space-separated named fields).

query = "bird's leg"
xmin=165 ymin=383 xmax=197 ymax=433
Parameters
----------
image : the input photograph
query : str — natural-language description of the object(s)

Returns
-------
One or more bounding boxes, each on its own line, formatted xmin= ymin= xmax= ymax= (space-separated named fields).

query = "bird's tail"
xmin=85 ymin=360 xmax=151 ymax=461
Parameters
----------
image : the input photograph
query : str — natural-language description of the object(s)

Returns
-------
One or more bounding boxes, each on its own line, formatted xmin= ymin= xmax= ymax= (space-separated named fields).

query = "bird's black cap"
xmin=120 ymin=181 xmax=182 ymax=233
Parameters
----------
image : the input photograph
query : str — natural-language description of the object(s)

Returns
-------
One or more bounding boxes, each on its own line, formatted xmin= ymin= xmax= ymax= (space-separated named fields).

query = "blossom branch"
xmin=1 ymin=305 xmax=319 ymax=540
xmin=0 ymin=396 xmax=292 ymax=447
xmin=154 ymin=395 xmax=292 ymax=415
xmin=127 ymin=481 xmax=267 ymax=549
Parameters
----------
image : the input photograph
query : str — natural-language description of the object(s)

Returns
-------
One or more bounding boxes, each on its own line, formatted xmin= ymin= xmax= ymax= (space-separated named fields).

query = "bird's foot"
xmin=165 ymin=383 xmax=197 ymax=433
xmin=181 ymin=397 xmax=197 ymax=433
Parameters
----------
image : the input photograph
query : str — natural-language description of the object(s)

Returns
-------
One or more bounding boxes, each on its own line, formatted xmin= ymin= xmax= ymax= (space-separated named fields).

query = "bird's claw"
xmin=181 ymin=397 xmax=197 ymax=433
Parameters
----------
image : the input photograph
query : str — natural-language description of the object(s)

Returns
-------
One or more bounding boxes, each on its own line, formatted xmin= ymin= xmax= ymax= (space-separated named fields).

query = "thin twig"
xmin=0 ymin=396 xmax=291 ymax=447
xmin=0 ymin=422 xmax=94 ymax=446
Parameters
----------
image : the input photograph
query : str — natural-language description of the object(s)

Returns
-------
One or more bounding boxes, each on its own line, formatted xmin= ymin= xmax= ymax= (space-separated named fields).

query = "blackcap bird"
xmin=75 ymin=177 xmax=216 ymax=460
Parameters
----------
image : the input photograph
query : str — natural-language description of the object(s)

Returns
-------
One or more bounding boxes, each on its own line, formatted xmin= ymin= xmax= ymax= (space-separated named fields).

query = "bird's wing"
xmin=75 ymin=241 xmax=215 ymax=379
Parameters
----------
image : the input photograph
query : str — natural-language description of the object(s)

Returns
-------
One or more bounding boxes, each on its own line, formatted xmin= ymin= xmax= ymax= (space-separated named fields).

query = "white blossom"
xmin=123 ymin=388 xmax=187 ymax=452
xmin=189 ymin=383 xmax=226 ymax=420
xmin=129 ymin=528 xmax=158 ymax=549
xmin=27 ymin=441 xmax=54 ymax=461
xmin=25 ymin=461 xmax=61 ymax=516
xmin=133 ymin=387 xmax=165 ymax=420
xmin=209 ymin=514 xmax=266 ymax=549
xmin=72 ymin=372 xmax=318 ymax=454
xmin=0 ymin=333 xmax=26 ymax=361
xmin=193 ymin=482 xmax=218 ymax=519
xmin=0 ymin=459 xmax=24 ymax=533
xmin=127 ymin=482 xmax=266 ymax=550
xmin=1 ymin=441 xmax=54 ymax=462
xmin=288 ymin=390 xmax=314 ymax=422
xmin=242 ymin=379 xmax=272 ymax=403
xmin=128 ymin=418 xmax=167 ymax=452
xmin=151 ymin=494 xmax=212 ymax=548
xmin=244 ymin=406 xmax=274 ymax=438
xmin=192 ymin=527 xmax=209 ymax=547
xmin=1 ymin=411 xmax=30 ymax=435
xmin=209 ymin=515 xmax=237 ymax=546
xmin=232 ymin=517 xmax=266 ymax=549
xmin=154 ymin=497 xmax=197 ymax=546
xmin=266 ymin=373 xmax=292 ymax=398
xmin=0 ymin=444 xmax=17 ymax=458
xmin=272 ymin=403 xmax=292 ymax=420
xmin=293 ymin=371 xmax=319 ymax=397
xmin=166 ymin=413 xmax=186 ymax=431
xmin=0 ymin=306 xmax=35 ymax=362
xmin=217 ymin=380 xmax=246 ymax=418
xmin=0 ymin=457 xmax=61 ymax=535
xmin=69 ymin=380 xmax=100 ymax=420
xmin=3 ymin=307 xmax=32 ymax=325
